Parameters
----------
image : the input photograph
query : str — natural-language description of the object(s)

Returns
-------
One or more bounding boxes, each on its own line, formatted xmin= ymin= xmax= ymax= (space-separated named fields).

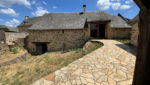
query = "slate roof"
xmin=132 ymin=15 xmax=139 ymax=22
xmin=0 ymin=25 xmax=18 ymax=32
xmin=18 ymin=11 xmax=131 ymax=30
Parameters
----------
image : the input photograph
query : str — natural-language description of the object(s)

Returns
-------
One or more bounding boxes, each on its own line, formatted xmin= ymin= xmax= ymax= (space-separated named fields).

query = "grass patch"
xmin=12 ymin=48 xmax=18 ymax=54
xmin=0 ymin=41 xmax=103 ymax=85
xmin=13 ymin=71 xmax=24 ymax=78
xmin=116 ymin=39 xmax=131 ymax=44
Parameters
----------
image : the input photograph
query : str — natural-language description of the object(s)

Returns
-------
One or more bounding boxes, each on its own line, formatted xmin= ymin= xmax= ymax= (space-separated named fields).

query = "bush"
xmin=12 ymin=48 xmax=18 ymax=54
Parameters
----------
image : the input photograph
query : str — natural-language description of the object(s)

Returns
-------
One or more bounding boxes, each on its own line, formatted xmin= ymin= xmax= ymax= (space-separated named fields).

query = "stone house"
xmin=0 ymin=26 xmax=18 ymax=44
xmin=0 ymin=25 xmax=28 ymax=46
xmin=18 ymin=6 xmax=131 ymax=55
xmin=131 ymin=15 xmax=139 ymax=46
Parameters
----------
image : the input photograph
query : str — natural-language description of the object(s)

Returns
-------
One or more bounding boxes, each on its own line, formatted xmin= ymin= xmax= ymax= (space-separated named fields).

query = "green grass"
xmin=13 ymin=71 xmax=24 ymax=78
xmin=116 ymin=40 xmax=131 ymax=44
xmin=12 ymin=48 xmax=18 ymax=54
xmin=0 ymin=25 xmax=5 ymax=27
xmin=11 ymin=80 xmax=21 ymax=85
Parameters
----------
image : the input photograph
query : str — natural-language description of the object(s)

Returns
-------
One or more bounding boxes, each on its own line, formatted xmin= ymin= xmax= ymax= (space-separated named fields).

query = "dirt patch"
xmin=0 ymin=47 xmax=27 ymax=63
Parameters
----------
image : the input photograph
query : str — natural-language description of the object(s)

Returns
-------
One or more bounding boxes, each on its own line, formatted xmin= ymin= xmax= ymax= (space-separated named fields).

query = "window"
xmin=62 ymin=30 xmax=64 ymax=34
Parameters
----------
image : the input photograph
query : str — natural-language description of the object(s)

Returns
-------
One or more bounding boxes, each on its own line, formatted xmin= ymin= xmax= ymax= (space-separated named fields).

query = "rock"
xmin=108 ymin=77 xmax=116 ymax=85
xmin=44 ymin=72 xmax=55 ymax=81
xmin=43 ymin=80 xmax=54 ymax=85
xmin=83 ymin=41 xmax=93 ymax=52
xmin=117 ymin=79 xmax=132 ymax=85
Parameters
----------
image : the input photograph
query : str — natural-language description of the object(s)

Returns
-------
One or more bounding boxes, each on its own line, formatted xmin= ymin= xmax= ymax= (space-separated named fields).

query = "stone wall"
xmin=26 ymin=28 xmax=90 ymax=54
xmin=0 ymin=30 xmax=5 ymax=43
xmin=108 ymin=28 xmax=131 ymax=39
xmin=18 ymin=26 xmax=31 ymax=32
xmin=5 ymin=32 xmax=28 ymax=46
xmin=131 ymin=22 xmax=139 ymax=46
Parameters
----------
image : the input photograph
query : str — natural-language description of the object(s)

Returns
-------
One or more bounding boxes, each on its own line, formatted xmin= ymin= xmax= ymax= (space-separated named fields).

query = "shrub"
xmin=12 ymin=48 xmax=18 ymax=54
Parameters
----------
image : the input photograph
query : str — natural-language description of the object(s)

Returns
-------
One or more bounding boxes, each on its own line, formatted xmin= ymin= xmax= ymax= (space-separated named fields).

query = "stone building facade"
xmin=131 ymin=22 xmax=139 ymax=46
xmin=5 ymin=32 xmax=28 ymax=46
xmin=18 ymin=10 xmax=132 ymax=54
xmin=89 ymin=22 xmax=131 ymax=39
xmin=108 ymin=28 xmax=131 ymax=39
xmin=131 ymin=15 xmax=139 ymax=46
xmin=26 ymin=29 xmax=90 ymax=54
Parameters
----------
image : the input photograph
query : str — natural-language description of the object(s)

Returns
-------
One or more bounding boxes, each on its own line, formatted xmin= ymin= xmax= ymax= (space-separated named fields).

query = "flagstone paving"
xmin=32 ymin=40 xmax=136 ymax=85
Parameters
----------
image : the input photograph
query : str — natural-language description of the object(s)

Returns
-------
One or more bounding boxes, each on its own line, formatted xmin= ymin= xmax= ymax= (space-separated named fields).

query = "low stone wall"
xmin=26 ymin=29 xmax=90 ymax=54
xmin=131 ymin=22 xmax=139 ymax=46
xmin=5 ymin=32 xmax=28 ymax=46
xmin=108 ymin=28 xmax=131 ymax=39
xmin=0 ymin=52 xmax=30 ymax=66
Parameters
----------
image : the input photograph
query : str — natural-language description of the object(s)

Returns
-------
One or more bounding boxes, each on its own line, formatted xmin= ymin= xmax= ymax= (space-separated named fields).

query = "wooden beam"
xmin=88 ymin=21 xmax=110 ymax=24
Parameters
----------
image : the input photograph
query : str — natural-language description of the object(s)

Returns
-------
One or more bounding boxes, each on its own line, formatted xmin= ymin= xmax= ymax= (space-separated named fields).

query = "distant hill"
xmin=0 ymin=25 xmax=5 ymax=27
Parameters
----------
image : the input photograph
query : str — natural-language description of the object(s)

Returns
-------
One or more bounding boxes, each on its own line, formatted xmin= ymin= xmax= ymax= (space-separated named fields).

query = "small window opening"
xmin=62 ymin=30 xmax=64 ymax=34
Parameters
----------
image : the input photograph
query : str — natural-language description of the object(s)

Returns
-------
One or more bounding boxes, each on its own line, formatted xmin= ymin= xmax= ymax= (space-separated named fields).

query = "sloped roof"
xmin=29 ymin=13 xmax=87 ymax=30
xmin=18 ymin=11 xmax=131 ymax=30
xmin=132 ymin=15 xmax=139 ymax=22
xmin=0 ymin=25 xmax=18 ymax=32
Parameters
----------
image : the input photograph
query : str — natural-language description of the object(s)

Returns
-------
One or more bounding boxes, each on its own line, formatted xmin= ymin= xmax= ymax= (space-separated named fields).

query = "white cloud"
xmin=32 ymin=1 xmax=36 ymax=5
xmin=32 ymin=7 xmax=49 ymax=16
xmin=97 ymin=0 xmax=111 ymax=10
xmin=53 ymin=6 xmax=57 ymax=9
xmin=120 ymin=5 xmax=131 ymax=10
xmin=0 ymin=0 xmax=31 ymax=8
xmin=5 ymin=19 xmax=20 ymax=27
xmin=125 ymin=0 xmax=133 ymax=4
xmin=110 ymin=0 xmax=120 ymax=2
xmin=0 ymin=8 xmax=19 ymax=17
xmin=42 ymin=1 xmax=47 ymax=5
xmin=97 ymin=0 xmax=132 ymax=10
xmin=111 ymin=3 xmax=121 ymax=10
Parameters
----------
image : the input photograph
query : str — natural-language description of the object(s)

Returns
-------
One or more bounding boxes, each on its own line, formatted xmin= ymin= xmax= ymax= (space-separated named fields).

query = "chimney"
xmin=25 ymin=16 xmax=29 ymax=20
xmin=83 ymin=5 xmax=86 ymax=13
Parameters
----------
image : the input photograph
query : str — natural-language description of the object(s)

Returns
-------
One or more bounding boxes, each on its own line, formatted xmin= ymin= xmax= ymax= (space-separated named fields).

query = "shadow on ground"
xmin=116 ymin=44 xmax=137 ymax=56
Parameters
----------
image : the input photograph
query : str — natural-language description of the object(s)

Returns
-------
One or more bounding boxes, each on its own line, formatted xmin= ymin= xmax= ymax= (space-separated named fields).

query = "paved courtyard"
xmin=32 ymin=40 xmax=136 ymax=85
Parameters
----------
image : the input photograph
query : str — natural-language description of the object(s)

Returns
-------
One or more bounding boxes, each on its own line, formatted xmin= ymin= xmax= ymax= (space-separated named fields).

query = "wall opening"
xmin=34 ymin=42 xmax=48 ymax=55
xmin=90 ymin=23 xmax=106 ymax=39
xmin=99 ymin=24 xmax=106 ymax=39
xmin=90 ymin=24 xmax=98 ymax=38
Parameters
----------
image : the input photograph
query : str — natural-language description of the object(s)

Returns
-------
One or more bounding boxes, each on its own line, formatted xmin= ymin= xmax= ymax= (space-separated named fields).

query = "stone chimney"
xmin=83 ymin=5 xmax=86 ymax=13
xmin=25 ymin=16 xmax=29 ymax=20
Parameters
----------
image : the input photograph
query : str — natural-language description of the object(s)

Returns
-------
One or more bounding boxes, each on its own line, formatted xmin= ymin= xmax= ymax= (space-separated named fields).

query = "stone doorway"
xmin=90 ymin=23 xmax=106 ymax=39
xmin=35 ymin=42 xmax=48 ymax=55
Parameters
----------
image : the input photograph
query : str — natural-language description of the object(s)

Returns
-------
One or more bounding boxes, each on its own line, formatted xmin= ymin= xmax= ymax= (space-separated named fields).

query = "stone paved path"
xmin=32 ymin=40 xmax=136 ymax=85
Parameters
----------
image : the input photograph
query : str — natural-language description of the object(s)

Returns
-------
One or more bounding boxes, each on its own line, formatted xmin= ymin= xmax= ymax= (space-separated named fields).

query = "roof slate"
xmin=18 ymin=11 xmax=131 ymax=30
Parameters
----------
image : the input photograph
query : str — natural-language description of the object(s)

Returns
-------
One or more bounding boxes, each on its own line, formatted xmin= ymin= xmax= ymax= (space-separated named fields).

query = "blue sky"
xmin=0 ymin=0 xmax=139 ymax=27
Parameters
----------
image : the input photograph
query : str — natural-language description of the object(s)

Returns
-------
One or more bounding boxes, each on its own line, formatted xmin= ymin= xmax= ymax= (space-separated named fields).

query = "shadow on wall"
xmin=115 ymin=44 xmax=137 ymax=56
